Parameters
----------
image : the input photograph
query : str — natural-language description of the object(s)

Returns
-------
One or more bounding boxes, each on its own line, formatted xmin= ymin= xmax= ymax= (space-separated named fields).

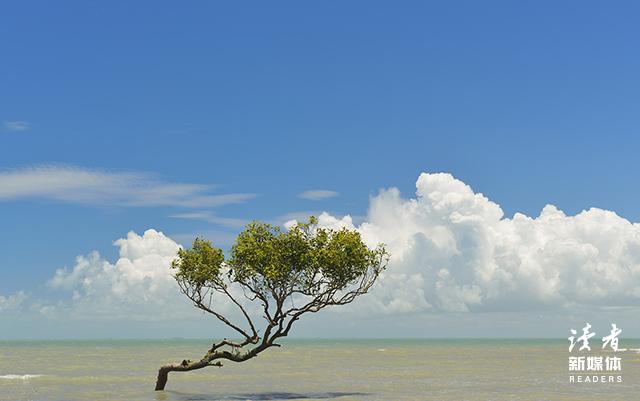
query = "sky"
xmin=2 ymin=1 xmax=640 ymax=339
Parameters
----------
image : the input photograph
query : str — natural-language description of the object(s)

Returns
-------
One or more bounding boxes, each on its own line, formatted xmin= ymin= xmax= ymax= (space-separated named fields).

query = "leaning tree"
xmin=155 ymin=217 xmax=388 ymax=390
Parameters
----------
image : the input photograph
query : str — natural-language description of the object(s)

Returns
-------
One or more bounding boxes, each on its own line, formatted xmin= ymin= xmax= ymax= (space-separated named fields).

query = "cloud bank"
xmin=9 ymin=171 xmax=640 ymax=325
xmin=310 ymin=172 xmax=640 ymax=314
xmin=0 ymin=165 xmax=255 ymax=208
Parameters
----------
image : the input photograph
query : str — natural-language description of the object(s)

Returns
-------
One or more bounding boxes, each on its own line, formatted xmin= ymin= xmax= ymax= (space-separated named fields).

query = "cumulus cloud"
xmin=309 ymin=172 xmax=640 ymax=314
xmin=44 ymin=229 xmax=254 ymax=327
xmin=47 ymin=229 xmax=196 ymax=320
xmin=14 ymin=171 xmax=640 ymax=325
xmin=0 ymin=165 xmax=256 ymax=208
xmin=298 ymin=189 xmax=339 ymax=200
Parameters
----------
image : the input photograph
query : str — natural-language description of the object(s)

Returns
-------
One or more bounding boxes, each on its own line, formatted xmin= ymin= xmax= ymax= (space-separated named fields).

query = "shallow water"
xmin=1 ymin=339 xmax=639 ymax=400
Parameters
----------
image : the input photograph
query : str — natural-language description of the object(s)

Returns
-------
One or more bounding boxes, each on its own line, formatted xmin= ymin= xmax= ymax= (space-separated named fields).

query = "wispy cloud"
xmin=298 ymin=189 xmax=339 ymax=200
xmin=3 ymin=121 xmax=30 ymax=132
xmin=0 ymin=165 xmax=256 ymax=208
xmin=170 ymin=211 xmax=248 ymax=228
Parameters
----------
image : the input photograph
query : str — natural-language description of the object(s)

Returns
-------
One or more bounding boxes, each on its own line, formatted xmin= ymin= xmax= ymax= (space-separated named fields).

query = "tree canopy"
xmin=155 ymin=217 xmax=388 ymax=390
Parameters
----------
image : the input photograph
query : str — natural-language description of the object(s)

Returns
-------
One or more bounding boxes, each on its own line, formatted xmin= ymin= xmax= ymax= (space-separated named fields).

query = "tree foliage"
xmin=155 ymin=217 xmax=388 ymax=390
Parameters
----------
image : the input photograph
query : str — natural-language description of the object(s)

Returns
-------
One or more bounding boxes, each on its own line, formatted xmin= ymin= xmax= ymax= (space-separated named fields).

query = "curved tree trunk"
xmin=155 ymin=366 xmax=171 ymax=391
xmin=155 ymin=344 xmax=263 ymax=390
xmin=155 ymin=359 xmax=213 ymax=391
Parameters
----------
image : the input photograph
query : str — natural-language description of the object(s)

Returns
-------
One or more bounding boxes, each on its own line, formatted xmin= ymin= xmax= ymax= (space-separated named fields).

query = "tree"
xmin=155 ymin=217 xmax=388 ymax=391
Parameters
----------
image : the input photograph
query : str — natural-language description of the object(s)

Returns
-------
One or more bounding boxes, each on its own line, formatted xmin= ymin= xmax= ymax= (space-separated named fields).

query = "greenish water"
xmin=1 ymin=339 xmax=640 ymax=400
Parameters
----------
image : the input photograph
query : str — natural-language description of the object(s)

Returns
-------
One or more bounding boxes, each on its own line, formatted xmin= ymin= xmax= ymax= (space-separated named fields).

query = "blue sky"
xmin=2 ymin=1 xmax=640 ymax=338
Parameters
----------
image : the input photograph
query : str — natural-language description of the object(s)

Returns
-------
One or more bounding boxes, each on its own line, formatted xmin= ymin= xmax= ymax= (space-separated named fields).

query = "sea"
xmin=1 ymin=339 xmax=639 ymax=401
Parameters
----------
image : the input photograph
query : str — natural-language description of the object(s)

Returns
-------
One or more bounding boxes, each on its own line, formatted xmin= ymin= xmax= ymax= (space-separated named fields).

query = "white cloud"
xmin=12 ymin=171 xmax=640 ymax=327
xmin=47 ymin=229 xmax=194 ymax=320
xmin=311 ymin=172 xmax=640 ymax=314
xmin=0 ymin=292 xmax=28 ymax=312
xmin=299 ymin=189 xmax=339 ymax=200
xmin=45 ymin=229 xmax=251 ymax=323
xmin=3 ymin=121 xmax=29 ymax=132
xmin=0 ymin=165 xmax=256 ymax=208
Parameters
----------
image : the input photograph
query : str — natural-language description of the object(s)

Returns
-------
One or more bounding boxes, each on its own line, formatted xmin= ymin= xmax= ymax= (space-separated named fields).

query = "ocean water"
xmin=1 ymin=339 xmax=639 ymax=401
